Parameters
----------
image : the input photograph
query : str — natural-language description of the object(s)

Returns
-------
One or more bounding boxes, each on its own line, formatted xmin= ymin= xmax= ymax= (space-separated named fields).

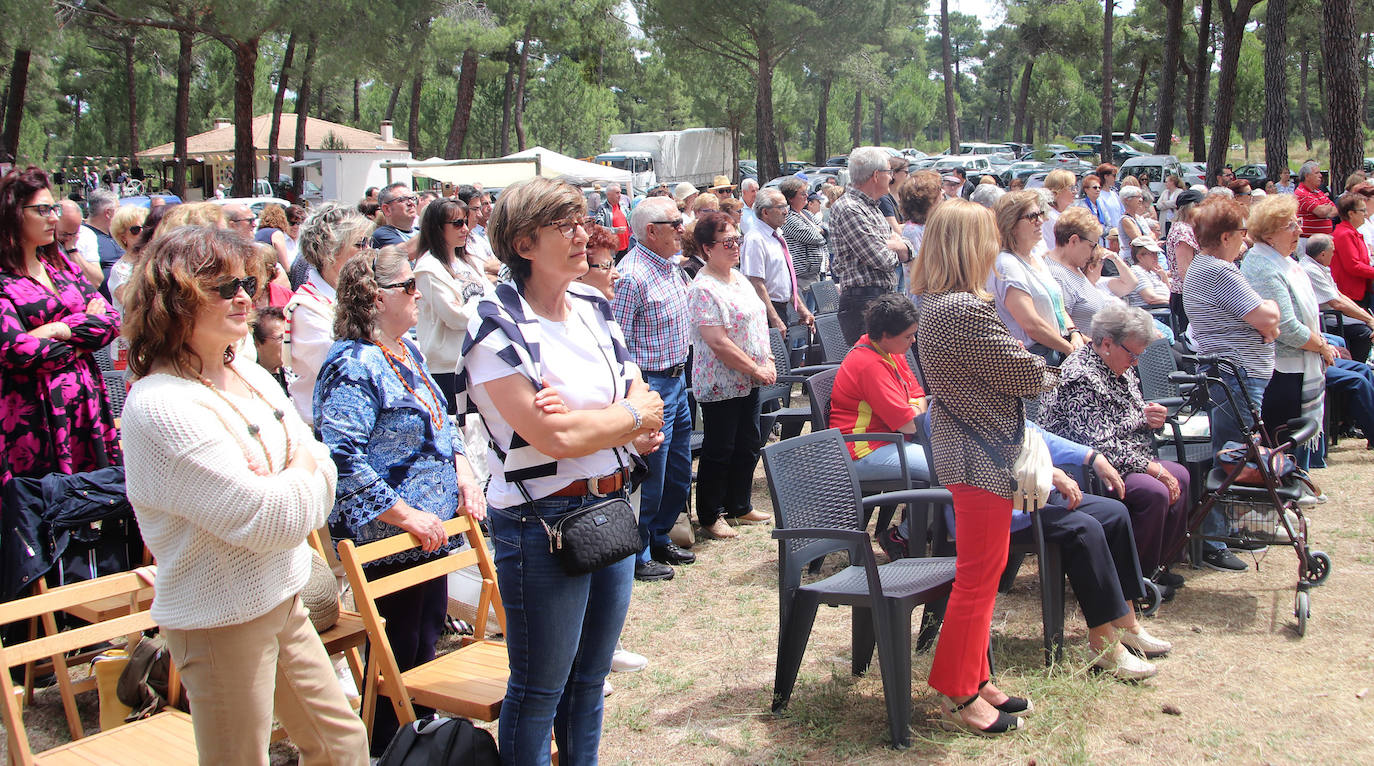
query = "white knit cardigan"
xmin=121 ymin=361 xmax=337 ymax=630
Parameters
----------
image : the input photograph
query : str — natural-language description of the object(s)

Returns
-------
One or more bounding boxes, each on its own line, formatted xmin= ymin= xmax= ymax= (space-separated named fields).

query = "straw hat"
xmin=673 ymin=182 xmax=700 ymax=203
xmin=709 ymin=174 xmax=735 ymax=192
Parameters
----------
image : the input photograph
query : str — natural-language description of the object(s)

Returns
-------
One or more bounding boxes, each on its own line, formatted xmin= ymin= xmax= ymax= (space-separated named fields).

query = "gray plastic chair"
xmin=762 ymin=428 xmax=956 ymax=749
xmin=812 ymin=312 xmax=850 ymax=365
xmin=809 ymin=279 xmax=840 ymax=315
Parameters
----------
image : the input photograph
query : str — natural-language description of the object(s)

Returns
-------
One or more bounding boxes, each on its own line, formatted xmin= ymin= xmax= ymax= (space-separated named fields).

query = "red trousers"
xmin=928 ymin=483 xmax=1012 ymax=698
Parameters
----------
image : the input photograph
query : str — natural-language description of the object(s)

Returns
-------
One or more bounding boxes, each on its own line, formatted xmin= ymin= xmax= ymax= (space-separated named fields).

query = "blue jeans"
xmin=638 ymin=371 xmax=693 ymax=561
xmin=1204 ymin=367 xmax=1269 ymax=549
xmin=488 ymin=494 xmax=635 ymax=766
xmin=849 ymin=441 xmax=931 ymax=538
xmin=1327 ymin=358 xmax=1374 ymax=441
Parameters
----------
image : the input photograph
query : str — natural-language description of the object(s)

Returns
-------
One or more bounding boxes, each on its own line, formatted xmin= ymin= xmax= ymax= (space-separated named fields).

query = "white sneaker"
xmin=1120 ymin=627 xmax=1172 ymax=658
xmin=603 ymin=679 xmax=613 ymax=697
xmin=1093 ymin=645 xmax=1157 ymax=681
xmin=611 ymin=647 xmax=648 ymax=673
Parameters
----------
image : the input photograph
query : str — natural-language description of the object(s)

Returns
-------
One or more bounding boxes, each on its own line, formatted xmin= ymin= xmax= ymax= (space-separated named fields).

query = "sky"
xmin=954 ymin=0 xmax=1140 ymax=30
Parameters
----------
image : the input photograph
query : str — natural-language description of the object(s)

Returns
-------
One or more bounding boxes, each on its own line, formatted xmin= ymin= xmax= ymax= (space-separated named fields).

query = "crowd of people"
xmin=0 ymin=137 xmax=1371 ymax=760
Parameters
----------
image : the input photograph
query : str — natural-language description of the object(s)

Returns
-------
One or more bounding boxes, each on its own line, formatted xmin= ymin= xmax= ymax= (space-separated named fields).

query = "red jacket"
xmin=1330 ymin=221 xmax=1374 ymax=301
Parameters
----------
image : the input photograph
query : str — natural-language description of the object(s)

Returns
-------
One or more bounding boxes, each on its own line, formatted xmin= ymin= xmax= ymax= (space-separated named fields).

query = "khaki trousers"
xmin=164 ymin=595 xmax=369 ymax=766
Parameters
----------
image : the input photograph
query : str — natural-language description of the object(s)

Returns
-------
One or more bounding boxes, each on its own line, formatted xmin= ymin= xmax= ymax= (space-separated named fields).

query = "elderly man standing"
xmin=222 ymin=202 xmax=257 ymax=241
xmin=742 ymin=187 xmax=815 ymax=330
xmin=370 ymin=182 xmax=419 ymax=247
xmin=77 ymin=189 xmax=124 ymax=299
xmin=829 ymin=146 xmax=915 ymax=344
xmin=58 ymin=199 xmax=104 ymax=287
xmin=595 ymin=182 xmax=632 ymax=257
xmin=739 ymin=178 xmax=760 ymax=234
xmin=1295 ymin=160 xmax=1337 ymax=252
xmin=779 ymin=177 xmax=826 ymax=310
xmin=613 ymin=196 xmax=697 ymax=582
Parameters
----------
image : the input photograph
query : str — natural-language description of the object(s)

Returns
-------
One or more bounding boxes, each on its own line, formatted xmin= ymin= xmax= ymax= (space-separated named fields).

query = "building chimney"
xmin=212 ymin=117 xmax=232 ymax=131
xmin=380 ymin=120 xmax=394 ymax=143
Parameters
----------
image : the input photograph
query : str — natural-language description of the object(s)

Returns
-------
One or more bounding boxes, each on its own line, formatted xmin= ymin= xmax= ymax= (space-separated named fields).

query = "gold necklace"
xmin=372 ymin=340 xmax=446 ymax=431
xmin=196 ymin=368 xmax=290 ymax=473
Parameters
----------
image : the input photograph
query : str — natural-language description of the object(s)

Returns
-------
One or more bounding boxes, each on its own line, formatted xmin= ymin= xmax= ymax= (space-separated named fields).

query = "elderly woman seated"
xmin=1039 ymin=300 xmax=1190 ymax=593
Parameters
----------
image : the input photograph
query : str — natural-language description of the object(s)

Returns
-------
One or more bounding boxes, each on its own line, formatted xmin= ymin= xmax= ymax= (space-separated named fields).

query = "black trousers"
xmin=1339 ymin=320 xmax=1373 ymax=363
xmin=1261 ymin=370 xmax=1305 ymax=444
xmin=1009 ymin=493 xmax=1143 ymax=628
xmin=837 ymin=287 xmax=886 ymax=346
xmin=365 ymin=556 xmax=450 ymax=755
xmin=1169 ymin=291 xmax=1189 ymax=335
xmin=696 ymin=388 xmax=762 ymax=525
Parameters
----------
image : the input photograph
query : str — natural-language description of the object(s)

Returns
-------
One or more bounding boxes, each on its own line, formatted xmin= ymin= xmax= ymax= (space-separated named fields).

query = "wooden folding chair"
xmin=336 ymin=511 xmax=507 ymax=740
xmin=307 ymin=530 xmax=369 ymax=692
xmin=0 ymin=567 xmax=197 ymax=765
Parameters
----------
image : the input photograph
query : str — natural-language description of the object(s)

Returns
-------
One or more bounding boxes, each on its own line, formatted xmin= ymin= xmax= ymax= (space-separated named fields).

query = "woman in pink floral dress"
xmin=686 ymin=211 xmax=774 ymax=541
xmin=0 ymin=167 xmax=122 ymax=484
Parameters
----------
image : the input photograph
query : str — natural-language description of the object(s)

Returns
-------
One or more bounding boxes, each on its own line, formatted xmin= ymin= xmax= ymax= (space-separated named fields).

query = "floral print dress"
xmin=687 ymin=268 xmax=770 ymax=402
xmin=0 ymin=252 xmax=122 ymax=484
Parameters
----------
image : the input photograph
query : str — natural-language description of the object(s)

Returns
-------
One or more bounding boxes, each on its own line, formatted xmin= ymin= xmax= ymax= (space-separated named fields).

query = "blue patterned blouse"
xmin=314 ymin=338 xmax=463 ymax=565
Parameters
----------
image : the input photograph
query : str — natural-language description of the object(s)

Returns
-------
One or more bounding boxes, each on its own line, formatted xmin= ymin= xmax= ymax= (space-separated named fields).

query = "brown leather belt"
xmin=549 ymin=470 xmax=629 ymax=497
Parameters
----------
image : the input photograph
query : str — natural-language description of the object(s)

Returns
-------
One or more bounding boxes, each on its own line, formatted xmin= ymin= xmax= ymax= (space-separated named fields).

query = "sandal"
xmin=937 ymin=695 xmax=1025 ymax=736
xmin=980 ymin=680 xmax=1034 ymax=715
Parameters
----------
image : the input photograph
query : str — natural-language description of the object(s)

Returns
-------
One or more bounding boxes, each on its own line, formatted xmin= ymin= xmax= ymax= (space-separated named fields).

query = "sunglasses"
xmin=24 ymin=203 xmax=61 ymax=217
xmin=214 ymin=276 xmax=258 ymax=300
xmin=650 ymin=218 xmax=684 ymax=228
xmin=379 ymin=277 xmax=418 ymax=295
xmin=230 ymin=216 xmax=256 ymax=224
xmin=128 ymin=225 xmax=144 ymax=236
xmin=712 ymin=237 xmax=742 ymax=248
xmin=1021 ymin=211 xmax=1046 ymax=223
xmin=586 ymin=262 xmax=614 ymax=271
xmin=448 ymin=218 xmax=469 ymax=228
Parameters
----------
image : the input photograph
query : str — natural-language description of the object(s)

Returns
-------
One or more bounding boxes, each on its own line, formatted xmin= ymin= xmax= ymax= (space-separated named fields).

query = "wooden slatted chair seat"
xmin=0 ymin=567 xmax=197 ymax=765
xmin=335 ymin=511 xmax=508 ymax=739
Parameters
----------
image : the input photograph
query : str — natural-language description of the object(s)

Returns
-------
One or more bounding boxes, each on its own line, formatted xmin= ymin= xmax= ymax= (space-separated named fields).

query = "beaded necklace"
xmin=373 ymin=339 xmax=446 ymax=431
xmin=196 ymin=367 xmax=290 ymax=473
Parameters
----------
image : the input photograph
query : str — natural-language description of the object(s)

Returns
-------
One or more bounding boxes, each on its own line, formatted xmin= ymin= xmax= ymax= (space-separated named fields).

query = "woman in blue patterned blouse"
xmin=313 ymin=245 xmax=487 ymax=754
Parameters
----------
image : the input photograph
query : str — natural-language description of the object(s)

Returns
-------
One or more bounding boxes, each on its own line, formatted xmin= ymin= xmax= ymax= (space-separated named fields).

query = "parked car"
xmin=960 ymin=142 xmax=1016 ymax=160
xmin=1081 ymin=142 xmax=1144 ymax=165
xmin=738 ymin=160 xmax=758 ymax=181
xmin=1234 ymin=163 xmax=1268 ymax=184
xmin=1073 ymin=134 xmax=1102 ymax=147
xmin=209 ymin=196 xmax=294 ymax=216
xmin=117 ymin=194 xmax=183 ymax=209
xmin=931 ymin=155 xmax=997 ymax=185
xmin=1180 ymin=162 xmax=1207 ymax=188
xmin=1119 ymin=155 xmax=1185 ymax=196
xmin=824 ymin=155 xmax=849 ymax=167
xmin=900 ymin=148 xmax=928 ymax=159
xmin=1000 ymin=161 xmax=1051 ymax=187
xmin=781 ymin=161 xmax=809 ymax=175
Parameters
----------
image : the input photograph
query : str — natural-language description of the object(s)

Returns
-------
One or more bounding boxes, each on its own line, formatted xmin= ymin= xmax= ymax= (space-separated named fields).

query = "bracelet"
xmin=619 ymin=400 xmax=642 ymax=430
xmin=1086 ymin=450 xmax=1099 ymax=467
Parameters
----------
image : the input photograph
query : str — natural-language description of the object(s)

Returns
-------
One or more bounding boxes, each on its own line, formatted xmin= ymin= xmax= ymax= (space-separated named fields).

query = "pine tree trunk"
xmin=268 ymin=34 xmax=295 ymax=183
xmin=1191 ymin=0 xmax=1213 ymax=161
xmin=755 ymin=44 xmax=780 ymax=182
xmin=385 ymin=84 xmax=401 ymax=122
xmin=1323 ymin=0 xmax=1362 ymax=185
xmin=872 ymin=96 xmax=883 ymax=145
xmin=500 ymin=43 xmax=516 ymax=155
xmin=353 ymin=78 xmax=360 ymax=123
xmin=513 ymin=20 xmax=534 ymax=152
xmin=444 ymin=48 xmax=479 ymax=159
xmin=1206 ymin=0 xmax=1259 ymax=186
xmin=1 ymin=48 xmax=30 ymax=164
xmin=940 ymin=0 xmax=960 ymax=153
xmin=1013 ymin=59 xmax=1033 ymax=145
xmin=292 ymin=36 xmax=317 ymax=196
xmin=1299 ymin=49 xmax=1314 ymax=150
xmin=230 ymin=39 xmax=259 ymax=197
xmin=1125 ymin=54 xmax=1148 ymax=139
xmin=850 ymin=90 xmax=862 ymax=150
xmin=1100 ymin=0 xmax=1115 ymax=167
xmin=407 ymin=73 xmax=423 ymax=158
xmin=813 ymin=74 xmax=830 ymax=165
xmin=1154 ymin=0 xmax=1183 ymax=155
xmin=1262 ymin=0 xmax=1288 ymax=183
xmin=172 ymin=30 xmax=192 ymax=197
xmin=124 ymin=36 xmax=138 ymax=171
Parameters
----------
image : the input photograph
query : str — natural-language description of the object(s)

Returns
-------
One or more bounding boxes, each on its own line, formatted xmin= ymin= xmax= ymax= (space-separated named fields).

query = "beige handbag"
xmin=1011 ymin=425 xmax=1054 ymax=511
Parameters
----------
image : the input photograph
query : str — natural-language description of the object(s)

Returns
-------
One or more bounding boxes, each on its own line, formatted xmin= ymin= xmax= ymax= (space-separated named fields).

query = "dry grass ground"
xmin=6 ymin=436 xmax=1373 ymax=764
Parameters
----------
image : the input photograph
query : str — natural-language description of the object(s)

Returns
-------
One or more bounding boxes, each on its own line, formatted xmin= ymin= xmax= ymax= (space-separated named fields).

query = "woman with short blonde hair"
xmin=1041 ymin=169 xmax=1079 ymax=250
xmin=110 ymin=205 xmax=148 ymax=252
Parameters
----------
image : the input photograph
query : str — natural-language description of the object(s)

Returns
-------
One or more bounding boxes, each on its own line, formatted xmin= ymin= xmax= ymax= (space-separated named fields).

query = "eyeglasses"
xmin=23 ymin=204 xmax=61 ymax=217
xmin=1084 ymin=185 xmax=1101 ymax=191
xmin=586 ymin=262 xmax=614 ymax=271
xmin=712 ymin=237 xmax=742 ymax=248
xmin=214 ymin=276 xmax=258 ymax=300
xmin=379 ymin=277 xmax=418 ymax=295
xmin=352 ymin=239 xmax=369 ymax=249
xmin=545 ymin=216 xmax=595 ymax=238
xmin=649 ymin=218 xmax=684 ymax=229
xmin=128 ymin=225 xmax=144 ymax=236
xmin=385 ymin=195 xmax=418 ymax=206
xmin=230 ymin=216 xmax=256 ymax=224
xmin=1231 ymin=228 xmax=1248 ymax=236
xmin=448 ymin=218 xmax=469 ymax=228
xmin=1021 ymin=211 xmax=1046 ymax=223
xmin=1285 ymin=220 xmax=1302 ymax=231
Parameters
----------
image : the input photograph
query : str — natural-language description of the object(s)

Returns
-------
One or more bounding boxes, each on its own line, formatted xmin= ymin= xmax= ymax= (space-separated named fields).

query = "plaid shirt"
xmin=781 ymin=209 xmax=825 ymax=278
xmin=828 ymin=187 xmax=898 ymax=291
xmin=612 ymin=243 xmax=691 ymax=371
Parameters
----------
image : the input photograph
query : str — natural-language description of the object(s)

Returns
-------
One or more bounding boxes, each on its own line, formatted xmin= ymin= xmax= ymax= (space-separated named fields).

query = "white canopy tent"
xmin=385 ymin=148 xmax=631 ymax=189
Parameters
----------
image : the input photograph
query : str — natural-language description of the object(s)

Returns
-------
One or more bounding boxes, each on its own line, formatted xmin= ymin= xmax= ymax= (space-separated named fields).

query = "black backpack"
xmin=376 ymin=716 xmax=499 ymax=766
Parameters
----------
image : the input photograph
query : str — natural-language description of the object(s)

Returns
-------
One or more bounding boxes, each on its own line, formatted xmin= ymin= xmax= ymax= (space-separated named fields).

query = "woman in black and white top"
xmin=454 ymin=177 xmax=665 ymax=765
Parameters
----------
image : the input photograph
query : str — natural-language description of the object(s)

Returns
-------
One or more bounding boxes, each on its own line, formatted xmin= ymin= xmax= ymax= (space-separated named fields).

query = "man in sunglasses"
xmin=371 ymin=182 xmax=420 ymax=248
xmin=58 ymin=199 xmax=104 ymax=287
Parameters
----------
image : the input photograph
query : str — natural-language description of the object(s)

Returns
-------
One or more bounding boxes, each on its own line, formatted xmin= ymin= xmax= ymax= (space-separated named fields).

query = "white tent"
xmin=396 ymin=148 xmax=631 ymax=189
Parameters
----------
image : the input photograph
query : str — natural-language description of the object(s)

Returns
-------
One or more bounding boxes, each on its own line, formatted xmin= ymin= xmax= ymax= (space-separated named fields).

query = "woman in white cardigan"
xmin=120 ymin=226 xmax=367 ymax=766
xmin=412 ymin=196 xmax=493 ymax=412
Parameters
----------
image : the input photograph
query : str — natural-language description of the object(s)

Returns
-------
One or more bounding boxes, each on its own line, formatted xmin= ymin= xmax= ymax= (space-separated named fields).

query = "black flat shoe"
xmin=980 ymin=680 xmax=1034 ymax=715
xmin=938 ymin=695 xmax=1025 ymax=736
xmin=651 ymin=542 xmax=696 ymax=565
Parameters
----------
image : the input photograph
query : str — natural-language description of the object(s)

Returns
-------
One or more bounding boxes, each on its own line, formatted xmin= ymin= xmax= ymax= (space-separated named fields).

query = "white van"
xmin=959 ymin=143 xmax=1015 ymax=160
xmin=1119 ymin=155 xmax=1184 ymax=197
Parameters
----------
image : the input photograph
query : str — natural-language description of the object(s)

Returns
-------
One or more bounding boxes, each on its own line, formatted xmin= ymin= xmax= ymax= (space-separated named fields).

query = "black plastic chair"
xmin=813 ymin=312 xmax=850 ymax=365
xmin=762 ymin=429 xmax=957 ymax=749
xmin=759 ymin=328 xmax=832 ymax=440
xmin=809 ymin=279 xmax=840 ymax=315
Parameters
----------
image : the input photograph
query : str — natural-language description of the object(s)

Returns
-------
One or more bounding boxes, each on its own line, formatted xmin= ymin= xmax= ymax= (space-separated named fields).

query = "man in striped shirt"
xmin=612 ymin=196 xmax=697 ymax=581
xmin=1295 ymin=160 xmax=1337 ymax=252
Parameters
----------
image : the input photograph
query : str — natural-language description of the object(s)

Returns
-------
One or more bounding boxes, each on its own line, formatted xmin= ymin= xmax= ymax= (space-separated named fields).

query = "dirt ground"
xmin=6 ymin=437 xmax=1373 ymax=764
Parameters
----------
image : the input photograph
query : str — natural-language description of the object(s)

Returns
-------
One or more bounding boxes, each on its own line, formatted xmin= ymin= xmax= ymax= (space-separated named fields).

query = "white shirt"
xmin=283 ymin=269 xmax=336 ymax=426
xmin=467 ymin=225 xmax=495 ymax=263
xmin=740 ymin=206 xmax=759 ymax=236
xmin=413 ymin=252 xmax=493 ymax=372
xmin=1359 ymin=220 xmax=1374 ymax=260
xmin=739 ymin=220 xmax=792 ymax=303
xmin=76 ymin=225 xmax=100 ymax=264
xmin=465 ymin=295 xmax=623 ymax=508
xmin=1300 ymin=254 xmax=1341 ymax=306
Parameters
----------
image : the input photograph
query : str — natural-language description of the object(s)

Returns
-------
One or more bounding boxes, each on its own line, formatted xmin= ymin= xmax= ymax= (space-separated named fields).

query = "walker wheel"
xmin=1305 ymin=550 xmax=1331 ymax=585
xmin=1138 ymin=579 xmax=1162 ymax=617
xmin=1294 ymin=589 xmax=1310 ymax=637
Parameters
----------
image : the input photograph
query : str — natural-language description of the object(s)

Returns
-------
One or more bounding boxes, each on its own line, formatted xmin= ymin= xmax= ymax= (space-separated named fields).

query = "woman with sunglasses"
xmin=285 ymin=202 xmax=375 ymax=426
xmin=687 ymin=211 xmax=773 ymax=541
xmin=120 ymin=226 xmax=368 ymax=765
xmin=576 ymin=223 xmax=621 ymax=300
xmin=989 ymin=190 xmax=1081 ymax=363
xmin=105 ymin=204 xmax=149 ymax=314
xmin=314 ymin=245 xmax=486 ymax=754
xmin=0 ymin=166 xmax=122 ymax=487
xmin=414 ymin=197 xmax=490 ymax=413
xmin=455 ymin=177 xmax=665 ymax=764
